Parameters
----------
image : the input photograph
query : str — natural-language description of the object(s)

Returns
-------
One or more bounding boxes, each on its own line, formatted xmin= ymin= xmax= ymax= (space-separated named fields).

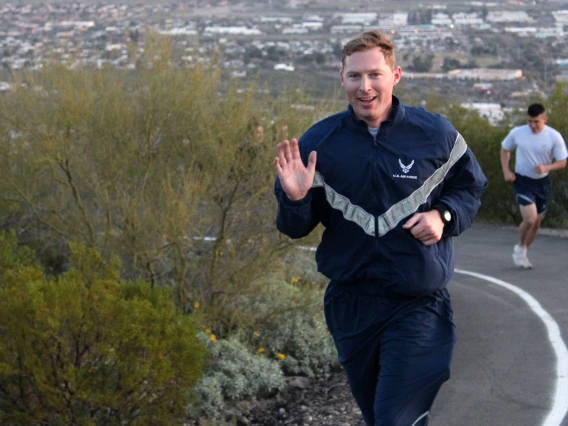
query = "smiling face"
xmin=527 ymin=113 xmax=547 ymax=134
xmin=340 ymin=47 xmax=401 ymax=128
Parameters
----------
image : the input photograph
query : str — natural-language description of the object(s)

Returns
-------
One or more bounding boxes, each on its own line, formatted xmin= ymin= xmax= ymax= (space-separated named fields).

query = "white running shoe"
xmin=512 ymin=244 xmax=532 ymax=269
xmin=524 ymin=252 xmax=533 ymax=269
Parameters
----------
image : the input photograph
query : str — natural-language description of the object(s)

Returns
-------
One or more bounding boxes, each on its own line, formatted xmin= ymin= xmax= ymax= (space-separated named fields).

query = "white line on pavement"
xmin=455 ymin=269 xmax=568 ymax=426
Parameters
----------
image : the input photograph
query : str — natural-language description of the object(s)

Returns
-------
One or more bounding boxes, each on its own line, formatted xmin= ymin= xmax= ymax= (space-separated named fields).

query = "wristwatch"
xmin=432 ymin=204 xmax=452 ymax=226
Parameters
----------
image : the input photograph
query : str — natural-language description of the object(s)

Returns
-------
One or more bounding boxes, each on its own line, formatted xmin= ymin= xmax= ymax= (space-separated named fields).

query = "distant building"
xmin=469 ymin=1 xmax=498 ymax=6
xmin=259 ymin=16 xmax=294 ymax=24
xmin=431 ymin=13 xmax=452 ymax=26
xmin=203 ymin=26 xmax=262 ymax=36
xmin=160 ymin=28 xmax=198 ymax=36
xmin=427 ymin=4 xmax=447 ymax=10
xmin=282 ymin=26 xmax=308 ymax=34
xmin=59 ymin=21 xmax=95 ymax=29
xmin=301 ymin=21 xmax=323 ymax=30
xmin=274 ymin=63 xmax=294 ymax=71
xmin=505 ymin=26 xmax=537 ymax=36
xmin=336 ymin=13 xmax=377 ymax=26
xmin=554 ymin=58 xmax=568 ymax=81
xmin=486 ymin=11 xmax=534 ymax=24
xmin=403 ymin=72 xmax=447 ymax=80
xmin=303 ymin=14 xmax=324 ymax=22
xmin=330 ymin=25 xmax=363 ymax=34
xmin=552 ymin=10 xmax=568 ymax=26
xmin=473 ymin=82 xmax=494 ymax=93
xmin=461 ymin=102 xmax=504 ymax=125
xmin=453 ymin=12 xmax=484 ymax=27
xmin=378 ymin=12 xmax=408 ymax=28
xmin=448 ymin=68 xmax=522 ymax=81
xmin=534 ymin=27 xmax=565 ymax=39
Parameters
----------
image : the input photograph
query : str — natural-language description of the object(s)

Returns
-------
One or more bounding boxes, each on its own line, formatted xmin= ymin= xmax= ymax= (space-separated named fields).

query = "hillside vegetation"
xmin=0 ymin=35 xmax=567 ymax=424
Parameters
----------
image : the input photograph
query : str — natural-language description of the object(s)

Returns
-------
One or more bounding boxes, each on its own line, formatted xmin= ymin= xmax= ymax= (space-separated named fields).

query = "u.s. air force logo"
xmin=392 ymin=158 xmax=418 ymax=179
xmin=399 ymin=159 xmax=414 ymax=174
xmin=393 ymin=159 xmax=418 ymax=179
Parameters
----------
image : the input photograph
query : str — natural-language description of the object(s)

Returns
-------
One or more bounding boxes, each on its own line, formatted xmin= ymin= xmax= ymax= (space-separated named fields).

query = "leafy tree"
xmin=464 ymin=59 xmax=479 ymax=69
xmin=0 ymin=33 xmax=326 ymax=328
xmin=332 ymin=41 xmax=343 ymax=61
xmin=441 ymin=57 xmax=462 ymax=72
xmin=408 ymin=54 xmax=434 ymax=72
xmin=244 ymin=46 xmax=263 ymax=63
xmin=266 ymin=46 xmax=285 ymax=62
xmin=481 ymin=5 xmax=488 ymax=20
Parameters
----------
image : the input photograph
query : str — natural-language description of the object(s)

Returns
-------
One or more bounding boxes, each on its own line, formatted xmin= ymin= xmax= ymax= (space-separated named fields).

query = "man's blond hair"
xmin=341 ymin=30 xmax=396 ymax=69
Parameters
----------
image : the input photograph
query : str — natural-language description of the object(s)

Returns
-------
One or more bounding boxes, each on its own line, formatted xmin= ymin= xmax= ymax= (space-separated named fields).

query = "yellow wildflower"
xmin=253 ymin=331 xmax=260 ymax=337
xmin=205 ymin=328 xmax=211 ymax=334
xmin=194 ymin=302 xmax=200 ymax=309
xmin=291 ymin=276 xmax=300 ymax=284
xmin=258 ymin=347 xmax=265 ymax=353
xmin=277 ymin=353 xmax=286 ymax=360
xmin=211 ymin=334 xmax=217 ymax=341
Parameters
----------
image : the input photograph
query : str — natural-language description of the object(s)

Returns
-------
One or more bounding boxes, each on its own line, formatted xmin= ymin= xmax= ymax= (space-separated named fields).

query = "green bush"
xmin=442 ymin=104 xmax=515 ymax=223
xmin=542 ymin=84 xmax=568 ymax=226
xmin=0 ymin=232 xmax=205 ymax=425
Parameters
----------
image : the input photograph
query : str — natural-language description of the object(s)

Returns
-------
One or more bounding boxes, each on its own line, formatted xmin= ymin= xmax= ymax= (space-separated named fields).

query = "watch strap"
xmin=431 ymin=204 xmax=451 ymax=225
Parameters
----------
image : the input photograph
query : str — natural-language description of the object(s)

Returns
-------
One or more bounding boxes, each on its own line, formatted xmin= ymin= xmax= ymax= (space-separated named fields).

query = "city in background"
xmin=2 ymin=0 xmax=568 ymax=124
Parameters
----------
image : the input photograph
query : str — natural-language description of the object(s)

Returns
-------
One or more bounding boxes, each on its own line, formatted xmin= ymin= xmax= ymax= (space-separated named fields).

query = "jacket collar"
xmin=346 ymin=95 xmax=406 ymax=128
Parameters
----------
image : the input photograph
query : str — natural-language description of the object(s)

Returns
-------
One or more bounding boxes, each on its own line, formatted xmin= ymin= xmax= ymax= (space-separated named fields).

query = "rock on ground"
xmin=245 ymin=369 xmax=366 ymax=426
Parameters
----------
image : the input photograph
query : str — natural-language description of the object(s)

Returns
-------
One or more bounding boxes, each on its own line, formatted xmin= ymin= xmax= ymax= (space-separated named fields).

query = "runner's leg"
xmin=519 ymin=203 xmax=538 ymax=247
xmin=374 ymin=293 xmax=456 ymax=426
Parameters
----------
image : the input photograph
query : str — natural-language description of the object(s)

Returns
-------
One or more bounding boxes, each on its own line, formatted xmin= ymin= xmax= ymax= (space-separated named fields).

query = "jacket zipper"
xmin=373 ymin=132 xmax=379 ymax=238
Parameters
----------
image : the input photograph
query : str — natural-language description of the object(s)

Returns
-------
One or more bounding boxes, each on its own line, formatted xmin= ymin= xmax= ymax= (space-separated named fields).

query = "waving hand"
xmin=274 ymin=138 xmax=317 ymax=201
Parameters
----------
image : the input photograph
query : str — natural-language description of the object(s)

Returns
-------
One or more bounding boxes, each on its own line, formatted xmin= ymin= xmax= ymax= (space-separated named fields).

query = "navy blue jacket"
xmin=275 ymin=97 xmax=488 ymax=296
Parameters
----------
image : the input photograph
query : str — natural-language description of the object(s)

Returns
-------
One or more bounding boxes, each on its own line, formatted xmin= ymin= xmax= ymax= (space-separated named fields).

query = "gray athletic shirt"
xmin=501 ymin=124 xmax=568 ymax=179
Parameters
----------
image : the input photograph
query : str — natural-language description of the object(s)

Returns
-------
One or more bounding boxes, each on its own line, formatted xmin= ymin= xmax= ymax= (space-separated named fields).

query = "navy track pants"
xmin=324 ymin=283 xmax=456 ymax=426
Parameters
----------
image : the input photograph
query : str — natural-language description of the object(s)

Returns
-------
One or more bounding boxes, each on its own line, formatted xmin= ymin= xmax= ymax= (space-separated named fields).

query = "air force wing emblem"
xmin=398 ymin=159 xmax=414 ymax=174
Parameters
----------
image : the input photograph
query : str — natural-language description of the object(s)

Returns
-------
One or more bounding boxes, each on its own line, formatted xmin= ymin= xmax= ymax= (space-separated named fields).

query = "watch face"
xmin=443 ymin=210 xmax=451 ymax=222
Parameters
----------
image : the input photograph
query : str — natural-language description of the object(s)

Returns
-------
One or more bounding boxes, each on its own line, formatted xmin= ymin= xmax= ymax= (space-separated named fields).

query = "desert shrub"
xmin=244 ymin=275 xmax=338 ymax=378
xmin=193 ymin=334 xmax=286 ymax=419
xmin=0 ymin=232 xmax=206 ymax=425
xmin=261 ymin=307 xmax=338 ymax=377
xmin=191 ymin=251 xmax=338 ymax=420
xmin=202 ymin=271 xmax=338 ymax=378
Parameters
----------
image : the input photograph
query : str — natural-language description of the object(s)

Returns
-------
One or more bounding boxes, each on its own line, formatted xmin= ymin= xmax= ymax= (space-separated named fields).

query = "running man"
xmin=500 ymin=103 xmax=567 ymax=269
xmin=274 ymin=30 xmax=487 ymax=426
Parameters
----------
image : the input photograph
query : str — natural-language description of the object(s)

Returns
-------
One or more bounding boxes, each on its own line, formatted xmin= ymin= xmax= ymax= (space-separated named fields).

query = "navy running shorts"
xmin=513 ymin=173 xmax=551 ymax=215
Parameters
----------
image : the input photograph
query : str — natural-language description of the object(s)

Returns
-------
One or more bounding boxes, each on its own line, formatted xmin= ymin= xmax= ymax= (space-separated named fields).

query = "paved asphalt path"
xmin=429 ymin=223 xmax=568 ymax=426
